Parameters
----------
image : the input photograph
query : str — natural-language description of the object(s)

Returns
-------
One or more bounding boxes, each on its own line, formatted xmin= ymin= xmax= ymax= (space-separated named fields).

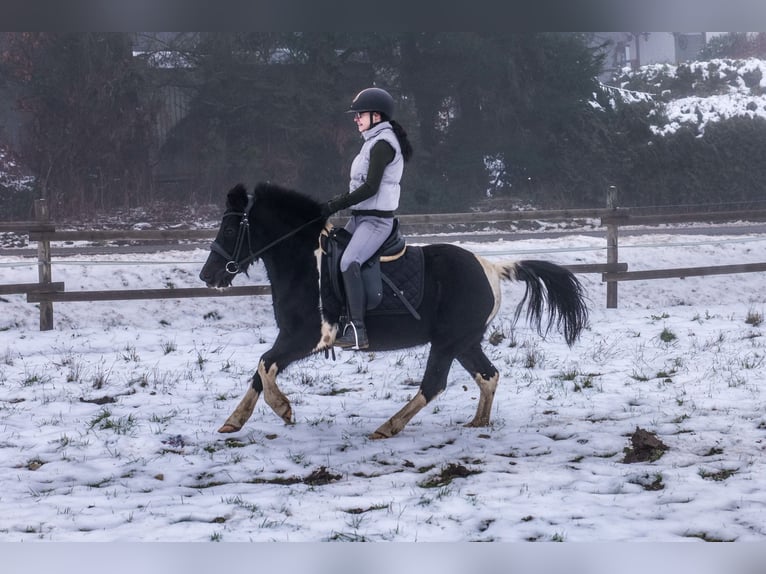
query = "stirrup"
xmin=335 ymin=322 xmax=368 ymax=350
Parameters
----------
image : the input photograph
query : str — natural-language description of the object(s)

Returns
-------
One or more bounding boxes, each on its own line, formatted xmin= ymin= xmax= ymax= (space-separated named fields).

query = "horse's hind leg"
xmin=371 ymin=348 xmax=453 ymax=439
xmin=457 ymin=345 xmax=499 ymax=428
xmin=369 ymin=392 xmax=427 ymax=439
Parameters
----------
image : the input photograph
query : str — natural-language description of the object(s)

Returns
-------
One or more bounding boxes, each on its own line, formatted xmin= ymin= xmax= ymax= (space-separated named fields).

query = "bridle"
xmin=210 ymin=193 xmax=322 ymax=275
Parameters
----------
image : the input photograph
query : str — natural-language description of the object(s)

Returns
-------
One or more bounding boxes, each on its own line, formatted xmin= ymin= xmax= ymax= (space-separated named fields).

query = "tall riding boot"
xmin=335 ymin=262 xmax=369 ymax=350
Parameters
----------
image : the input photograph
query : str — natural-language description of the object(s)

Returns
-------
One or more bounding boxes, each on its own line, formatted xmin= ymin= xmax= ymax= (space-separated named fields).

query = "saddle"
xmin=321 ymin=219 xmax=424 ymax=320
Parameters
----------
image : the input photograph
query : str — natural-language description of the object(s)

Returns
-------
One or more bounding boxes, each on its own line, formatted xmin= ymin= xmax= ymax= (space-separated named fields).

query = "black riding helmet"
xmin=347 ymin=87 xmax=394 ymax=120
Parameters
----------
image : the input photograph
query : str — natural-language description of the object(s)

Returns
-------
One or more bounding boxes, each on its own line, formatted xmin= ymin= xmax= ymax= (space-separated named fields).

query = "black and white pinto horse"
xmin=200 ymin=182 xmax=588 ymax=439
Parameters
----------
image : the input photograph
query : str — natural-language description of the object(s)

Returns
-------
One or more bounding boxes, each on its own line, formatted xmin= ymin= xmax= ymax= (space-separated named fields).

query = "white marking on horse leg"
xmin=371 ymin=391 xmax=428 ymax=439
xmin=218 ymin=387 xmax=260 ymax=433
xmin=464 ymin=371 xmax=499 ymax=428
xmin=313 ymin=320 xmax=339 ymax=352
xmin=260 ymin=360 xmax=293 ymax=424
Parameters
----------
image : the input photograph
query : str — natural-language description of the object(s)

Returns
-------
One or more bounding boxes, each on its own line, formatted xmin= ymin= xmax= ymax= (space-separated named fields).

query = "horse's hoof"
xmin=218 ymin=424 xmax=241 ymax=433
xmin=370 ymin=429 xmax=391 ymax=440
xmin=279 ymin=410 xmax=294 ymax=425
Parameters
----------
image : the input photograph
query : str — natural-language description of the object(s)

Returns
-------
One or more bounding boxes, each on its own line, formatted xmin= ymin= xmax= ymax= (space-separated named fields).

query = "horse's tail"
xmin=495 ymin=259 xmax=589 ymax=347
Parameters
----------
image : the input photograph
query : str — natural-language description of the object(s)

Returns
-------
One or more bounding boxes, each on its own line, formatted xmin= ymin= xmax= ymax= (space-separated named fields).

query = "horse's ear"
xmin=226 ymin=183 xmax=248 ymax=210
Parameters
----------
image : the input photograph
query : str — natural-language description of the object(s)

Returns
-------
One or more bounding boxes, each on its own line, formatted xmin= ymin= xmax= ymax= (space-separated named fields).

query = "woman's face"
xmin=353 ymin=111 xmax=378 ymax=132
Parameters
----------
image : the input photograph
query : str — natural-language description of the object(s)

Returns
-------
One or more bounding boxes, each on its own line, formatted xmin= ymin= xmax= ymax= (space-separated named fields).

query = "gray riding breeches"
xmin=340 ymin=215 xmax=395 ymax=272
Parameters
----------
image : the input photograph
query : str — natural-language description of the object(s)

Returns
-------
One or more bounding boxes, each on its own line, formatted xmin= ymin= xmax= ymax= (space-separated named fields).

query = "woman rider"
xmin=321 ymin=87 xmax=414 ymax=350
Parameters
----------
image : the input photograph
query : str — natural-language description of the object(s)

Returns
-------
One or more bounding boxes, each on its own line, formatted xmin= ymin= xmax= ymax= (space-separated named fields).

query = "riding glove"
xmin=320 ymin=197 xmax=347 ymax=218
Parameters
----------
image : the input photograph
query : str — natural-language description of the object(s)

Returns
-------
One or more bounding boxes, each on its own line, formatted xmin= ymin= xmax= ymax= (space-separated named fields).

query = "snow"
xmin=0 ymin=144 xmax=35 ymax=193
xmin=613 ymin=58 xmax=766 ymax=136
xmin=653 ymin=90 xmax=766 ymax=136
xmin=1 ymin=227 xmax=766 ymax=554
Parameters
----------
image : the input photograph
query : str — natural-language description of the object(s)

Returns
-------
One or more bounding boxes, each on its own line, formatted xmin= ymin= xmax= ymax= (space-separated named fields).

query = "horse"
xmin=199 ymin=182 xmax=589 ymax=439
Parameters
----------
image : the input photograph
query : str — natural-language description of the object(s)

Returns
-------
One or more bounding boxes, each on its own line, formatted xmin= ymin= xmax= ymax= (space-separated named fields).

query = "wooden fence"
xmin=599 ymin=208 xmax=766 ymax=307
xmin=2 ymin=199 xmax=766 ymax=330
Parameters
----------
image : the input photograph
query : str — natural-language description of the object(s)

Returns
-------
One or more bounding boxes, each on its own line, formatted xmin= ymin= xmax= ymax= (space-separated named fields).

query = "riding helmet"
xmin=348 ymin=87 xmax=394 ymax=119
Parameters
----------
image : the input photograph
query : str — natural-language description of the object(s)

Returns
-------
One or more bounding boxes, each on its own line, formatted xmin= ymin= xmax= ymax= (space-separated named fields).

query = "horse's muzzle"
xmin=199 ymin=264 xmax=232 ymax=289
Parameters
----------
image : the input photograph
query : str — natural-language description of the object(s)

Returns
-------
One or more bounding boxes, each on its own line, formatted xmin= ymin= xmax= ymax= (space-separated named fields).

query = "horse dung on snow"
xmin=200 ymin=182 xmax=588 ymax=439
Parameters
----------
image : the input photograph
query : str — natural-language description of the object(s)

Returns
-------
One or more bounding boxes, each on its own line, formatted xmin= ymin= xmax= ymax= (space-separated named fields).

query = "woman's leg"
xmin=337 ymin=216 xmax=394 ymax=349
xmin=340 ymin=216 xmax=394 ymax=271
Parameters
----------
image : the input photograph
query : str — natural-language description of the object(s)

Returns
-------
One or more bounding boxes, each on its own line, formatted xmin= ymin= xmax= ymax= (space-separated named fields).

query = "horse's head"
xmin=199 ymin=183 xmax=256 ymax=288
xmin=200 ymin=182 xmax=326 ymax=288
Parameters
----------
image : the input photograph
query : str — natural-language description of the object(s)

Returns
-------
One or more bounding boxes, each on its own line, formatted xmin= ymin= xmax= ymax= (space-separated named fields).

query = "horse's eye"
xmin=224 ymin=227 xmax=236 ymax=239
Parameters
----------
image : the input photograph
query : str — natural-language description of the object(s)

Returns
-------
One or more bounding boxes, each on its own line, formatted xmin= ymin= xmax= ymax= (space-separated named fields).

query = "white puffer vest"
xmin=348 ymin=122 xmax=403 ymax=212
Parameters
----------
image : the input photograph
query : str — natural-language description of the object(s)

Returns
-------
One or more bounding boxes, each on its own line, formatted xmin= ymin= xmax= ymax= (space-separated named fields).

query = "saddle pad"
xmin=368 ymin=245 xmax=424 ymax=316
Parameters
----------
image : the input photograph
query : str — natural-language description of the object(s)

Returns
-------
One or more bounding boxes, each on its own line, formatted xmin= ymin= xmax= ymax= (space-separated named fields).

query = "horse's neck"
xmin=261 ymin=240 xmax=321 ymax=326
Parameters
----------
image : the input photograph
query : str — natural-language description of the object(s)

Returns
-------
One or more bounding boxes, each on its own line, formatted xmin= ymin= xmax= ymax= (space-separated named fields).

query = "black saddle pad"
xmin=368 ymin=245 xmax=424 ymax=316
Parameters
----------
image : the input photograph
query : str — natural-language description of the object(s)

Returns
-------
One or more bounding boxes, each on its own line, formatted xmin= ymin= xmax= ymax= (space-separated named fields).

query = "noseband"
xmin=210 ymin=193 xmax=322 ymax=275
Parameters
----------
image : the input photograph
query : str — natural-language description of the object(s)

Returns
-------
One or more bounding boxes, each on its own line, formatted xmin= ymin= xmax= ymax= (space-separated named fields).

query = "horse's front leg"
xmin=218 ymin=361 xmax=265 ymax=433
xmin=259 ymin=360 xmax=293 ymax=424
xmin=218 ymin=359 xmax=292 ymax=433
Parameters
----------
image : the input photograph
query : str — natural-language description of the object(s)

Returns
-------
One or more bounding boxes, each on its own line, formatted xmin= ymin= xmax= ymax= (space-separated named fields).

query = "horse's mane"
xmin=252 ymin=182 xmax=321 ymax=220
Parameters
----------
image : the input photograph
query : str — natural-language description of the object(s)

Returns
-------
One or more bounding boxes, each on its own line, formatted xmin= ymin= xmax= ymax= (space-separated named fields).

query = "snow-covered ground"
xmin=1 ymin=229 xmax=766 ymax=549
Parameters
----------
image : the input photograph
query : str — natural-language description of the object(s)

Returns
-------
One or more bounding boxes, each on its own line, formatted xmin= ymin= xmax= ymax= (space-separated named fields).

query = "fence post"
xmin=34 ymin=199 xmax=54 ymax=330
xmin=606 ymin=186 xmax=619 ymax=309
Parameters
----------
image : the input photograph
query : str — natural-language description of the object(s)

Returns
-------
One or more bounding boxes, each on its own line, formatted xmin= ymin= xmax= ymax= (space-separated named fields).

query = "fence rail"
xmin=26 ymin=285 xmax=270 ymax=303
xmin=601 ymin=208 xmax=766 ymax=226
xmin=3 ymin=198 xmax=766 ymax=330
xmin=27 ymin=229 xmax=215 ymax=242
xmin=0 ymin=282 xmax=65 ymax=295
xmin=602 ymin=262 xmax=766 ymax=282
xmin=0 ymin=221 xmax=55 ymax=233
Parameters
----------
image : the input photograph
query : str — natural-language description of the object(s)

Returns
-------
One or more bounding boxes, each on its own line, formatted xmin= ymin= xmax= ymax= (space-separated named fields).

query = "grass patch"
xmin=344 ymin=503 xmax=390 ymax=515
xmin=317 ymin=386 xmax=355 ymax=396
xmin=699 ymin=468 xmax=737 ymax=481
xmin=328 ymin=531 xmax=369 ymax=542
xmin=523 ymin=349 xmax=542 ymax=369
xmin=160 ymin=340 xmax=177 ymax=355
xmin=224 ymin=438 xmax=247 ymax=448
xmin=87 ymin=408 xmax=138 ymax=435
xmin=659 ymin=327 xmax=677 ymax=343
xmin=418 ymin=463 xmax=481 ymax=488
xmin=21 ymin=368 xmax=51 ymax=387
xmin=745 ymin=308 xmax=763 ymax=327
xmin=247 ymin=466 xmax=341 ymax=486
xmin=627 ymin=473 xmax=665 ymax=491
xmin=556 ymin=368 xmax=579 ymax=381
xmin=488 ymin=330 xmax=504 ymax=346
xmin=573 ymin=376 xmax=594 ymax=392
xmin=684 ymin=532 xmax=737 ymax=542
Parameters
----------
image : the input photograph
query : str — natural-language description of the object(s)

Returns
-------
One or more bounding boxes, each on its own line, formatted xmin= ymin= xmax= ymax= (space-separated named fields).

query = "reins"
xmin=212 ymin=193 xmax=322 ymax=275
